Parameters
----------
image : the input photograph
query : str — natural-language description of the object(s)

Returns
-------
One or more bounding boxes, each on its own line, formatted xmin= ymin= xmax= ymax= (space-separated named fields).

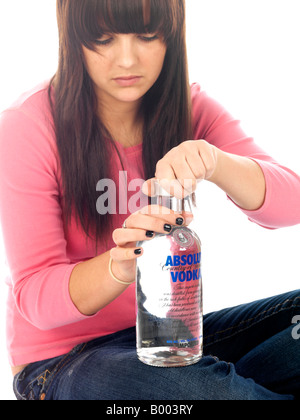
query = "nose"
xmin=115 ymin=35 xmax=138 ymax=69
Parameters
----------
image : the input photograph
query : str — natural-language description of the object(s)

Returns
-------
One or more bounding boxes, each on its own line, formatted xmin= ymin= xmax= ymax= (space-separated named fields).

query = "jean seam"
xmin=13 ymin=371 xmax=28 ymax=401
xmin=41 ymin=343 xmax=87 ymax=400
xmin=14 ymin=368 xmax=50 ymax=401
xmin=39 ymin=329 xmax=136 ymax=399
xmin=204 ymin=298 xmax=300 ymax=348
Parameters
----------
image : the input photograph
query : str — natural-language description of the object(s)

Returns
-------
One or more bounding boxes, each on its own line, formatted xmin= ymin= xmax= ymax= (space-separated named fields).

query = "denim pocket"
xmin=13 ymin=359 xmax=61 ymax=401
xmin=13 ymin=343 xmax=87 ymax=400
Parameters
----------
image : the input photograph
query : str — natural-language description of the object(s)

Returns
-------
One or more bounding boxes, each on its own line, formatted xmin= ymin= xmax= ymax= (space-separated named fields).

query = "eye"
xmin=138 ymin=34 xmax=159 ymax=43
xmin=94 ymin=36 xmax=113 ymax=46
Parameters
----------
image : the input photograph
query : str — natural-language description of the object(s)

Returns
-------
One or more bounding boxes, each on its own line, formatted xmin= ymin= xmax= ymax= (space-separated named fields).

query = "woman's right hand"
xmin=110 ymin=204 xmax=193 ymax=285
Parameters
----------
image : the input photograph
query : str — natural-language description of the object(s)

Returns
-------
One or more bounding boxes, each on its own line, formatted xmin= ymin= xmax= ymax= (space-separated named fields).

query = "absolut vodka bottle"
xmin=136 ymin=182 xmax=203 ymax=367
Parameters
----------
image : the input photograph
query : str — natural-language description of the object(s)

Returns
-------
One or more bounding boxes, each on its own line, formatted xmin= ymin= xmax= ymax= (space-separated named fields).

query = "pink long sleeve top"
xmin=0 ymin=82 xmax=299 ymax=367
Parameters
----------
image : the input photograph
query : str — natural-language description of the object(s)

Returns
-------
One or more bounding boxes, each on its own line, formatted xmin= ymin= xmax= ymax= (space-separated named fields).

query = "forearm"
xmin=209 ymin=148 xmax=266 ymax=211
xmin=69 ymin=251 xmax=133 ymax=316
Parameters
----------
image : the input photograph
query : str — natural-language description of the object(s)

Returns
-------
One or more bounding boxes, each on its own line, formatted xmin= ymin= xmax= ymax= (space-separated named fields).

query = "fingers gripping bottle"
xmin=136 ymin=182 xmax=203 ymax=367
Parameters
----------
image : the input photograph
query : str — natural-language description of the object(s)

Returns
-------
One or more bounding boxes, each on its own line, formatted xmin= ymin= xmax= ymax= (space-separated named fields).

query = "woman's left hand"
xmin=143 ymin=139 xmax=266 ymax=212
xmin=143 ymin=140 xmax=218 ymax=198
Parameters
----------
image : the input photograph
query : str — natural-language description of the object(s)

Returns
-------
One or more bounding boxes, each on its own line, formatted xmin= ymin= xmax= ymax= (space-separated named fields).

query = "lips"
xmin=114 ymin=75 xmax=141 ymax=80
xmin=113 ymin=76 xmax=142 ymax=86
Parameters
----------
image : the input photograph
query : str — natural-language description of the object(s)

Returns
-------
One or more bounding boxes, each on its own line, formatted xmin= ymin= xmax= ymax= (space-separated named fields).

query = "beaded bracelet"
xmin=109 ymin=257 xmax=136 ymax=286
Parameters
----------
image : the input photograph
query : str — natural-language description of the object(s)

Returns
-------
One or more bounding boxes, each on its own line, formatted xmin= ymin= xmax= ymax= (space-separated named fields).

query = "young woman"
xmin=0 ymin=0 xmax=299 ymax=400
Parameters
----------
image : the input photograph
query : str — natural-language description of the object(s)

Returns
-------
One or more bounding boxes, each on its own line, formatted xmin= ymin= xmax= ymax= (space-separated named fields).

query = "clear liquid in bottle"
xmin=136 ymin=183 xmax=203 ymax=367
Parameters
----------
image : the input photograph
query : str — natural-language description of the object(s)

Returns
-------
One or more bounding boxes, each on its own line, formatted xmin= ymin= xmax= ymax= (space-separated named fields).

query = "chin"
xmin=115 ymin=85 xmax=150 ymax=102
xmin=116 ymin=93 xmax=144 ymax=103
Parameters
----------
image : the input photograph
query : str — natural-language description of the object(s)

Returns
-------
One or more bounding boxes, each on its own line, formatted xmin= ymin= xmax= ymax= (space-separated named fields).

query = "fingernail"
xmin=134 ymin=248 xmax=142 ymax=255
xmin=164 ymin=224 xmax=172 ymax=233
xmin=146 ymin=231 xmax=154 ymax=238
xmin=176 ymin=218 xmax=184 ymax=226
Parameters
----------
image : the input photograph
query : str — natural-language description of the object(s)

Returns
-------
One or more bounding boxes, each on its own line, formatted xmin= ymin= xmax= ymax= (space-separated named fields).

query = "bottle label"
xmin=163 ymin=252 xmax=201 ymax=283
xmin=159 ymin=252 xmax=202 ymax=345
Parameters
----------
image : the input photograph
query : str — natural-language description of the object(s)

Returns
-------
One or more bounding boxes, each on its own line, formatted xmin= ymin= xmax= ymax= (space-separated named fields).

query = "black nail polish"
xmin=134 ymin=248 xmax=142 ymax=255
xmin=164 ymin=224 xmax=172 ymax=233
xmin=146 ymin=231 xmax=154 ymax=238
xmin=176 ymin=218 xmax=184 ymax=226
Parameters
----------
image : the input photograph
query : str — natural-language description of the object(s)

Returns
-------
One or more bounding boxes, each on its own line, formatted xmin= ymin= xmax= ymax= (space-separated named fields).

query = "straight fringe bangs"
xmin=63 ymin=0 xmax=183 ymax=49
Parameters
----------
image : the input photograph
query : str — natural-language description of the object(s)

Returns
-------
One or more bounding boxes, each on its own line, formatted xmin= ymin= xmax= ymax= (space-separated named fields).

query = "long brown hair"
xmin=49 ymin=0 xmax=192 ymax=243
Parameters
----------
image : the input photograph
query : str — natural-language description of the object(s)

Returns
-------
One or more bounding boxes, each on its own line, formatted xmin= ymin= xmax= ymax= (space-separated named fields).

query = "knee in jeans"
xmin=190 ymin=356 xmax=258 ymax=400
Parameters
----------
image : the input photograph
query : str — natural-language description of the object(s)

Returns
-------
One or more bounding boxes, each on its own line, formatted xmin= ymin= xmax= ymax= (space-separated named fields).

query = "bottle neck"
xmin=152 ymin=180 xmax=193 ymax=214
xmin=156 ymin=195 xmax=192 ymax=214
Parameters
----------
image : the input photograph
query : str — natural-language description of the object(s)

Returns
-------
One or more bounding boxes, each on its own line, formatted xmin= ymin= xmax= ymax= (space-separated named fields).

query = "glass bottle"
xmin=136 ymin=182 xmax=203 ymax=367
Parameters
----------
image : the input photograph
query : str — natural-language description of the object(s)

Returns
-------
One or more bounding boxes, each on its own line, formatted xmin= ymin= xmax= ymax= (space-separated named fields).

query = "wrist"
xmin=206 ymin=145 xmax=224 ymax=184
xmin=109 ymin=258 xmax=136 ymax=286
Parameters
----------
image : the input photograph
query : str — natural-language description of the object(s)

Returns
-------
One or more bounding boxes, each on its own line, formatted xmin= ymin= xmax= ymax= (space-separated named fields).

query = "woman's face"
xmin=82 ymin=33 xmax=167 ymax=109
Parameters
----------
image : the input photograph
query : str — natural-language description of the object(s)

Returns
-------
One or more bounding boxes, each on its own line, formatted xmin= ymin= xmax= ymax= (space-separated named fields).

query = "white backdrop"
xmin=0 ymin=0 xmax=299 ymax=400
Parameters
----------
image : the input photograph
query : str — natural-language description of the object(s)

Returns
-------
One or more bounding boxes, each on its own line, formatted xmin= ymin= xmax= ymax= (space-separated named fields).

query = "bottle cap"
xmin=153 ymin=180 xmax=193 ymax=213
xmin=154 ymin=180 xmax=172 ymax=197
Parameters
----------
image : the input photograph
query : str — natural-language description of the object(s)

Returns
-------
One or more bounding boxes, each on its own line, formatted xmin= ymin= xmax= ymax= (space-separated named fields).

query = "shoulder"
xmin=5 ymin=80 xmax=51 ymax=108
xmin=0 ymin=80 xmax=54 ymax=136
xmin=190 ymin=82 xmax=224 ymax=113
xmin=0 ymin=81 xmax=56 ymax=151
xmin=190 ymin=83 xmax=231 ymax=140
xmin=0 ymin=81 xmax=58 ymax=173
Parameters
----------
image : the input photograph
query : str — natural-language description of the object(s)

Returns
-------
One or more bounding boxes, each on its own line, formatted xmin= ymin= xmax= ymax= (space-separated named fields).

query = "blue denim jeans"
xmin=13 ymin=290 xmax=300 ymax=400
